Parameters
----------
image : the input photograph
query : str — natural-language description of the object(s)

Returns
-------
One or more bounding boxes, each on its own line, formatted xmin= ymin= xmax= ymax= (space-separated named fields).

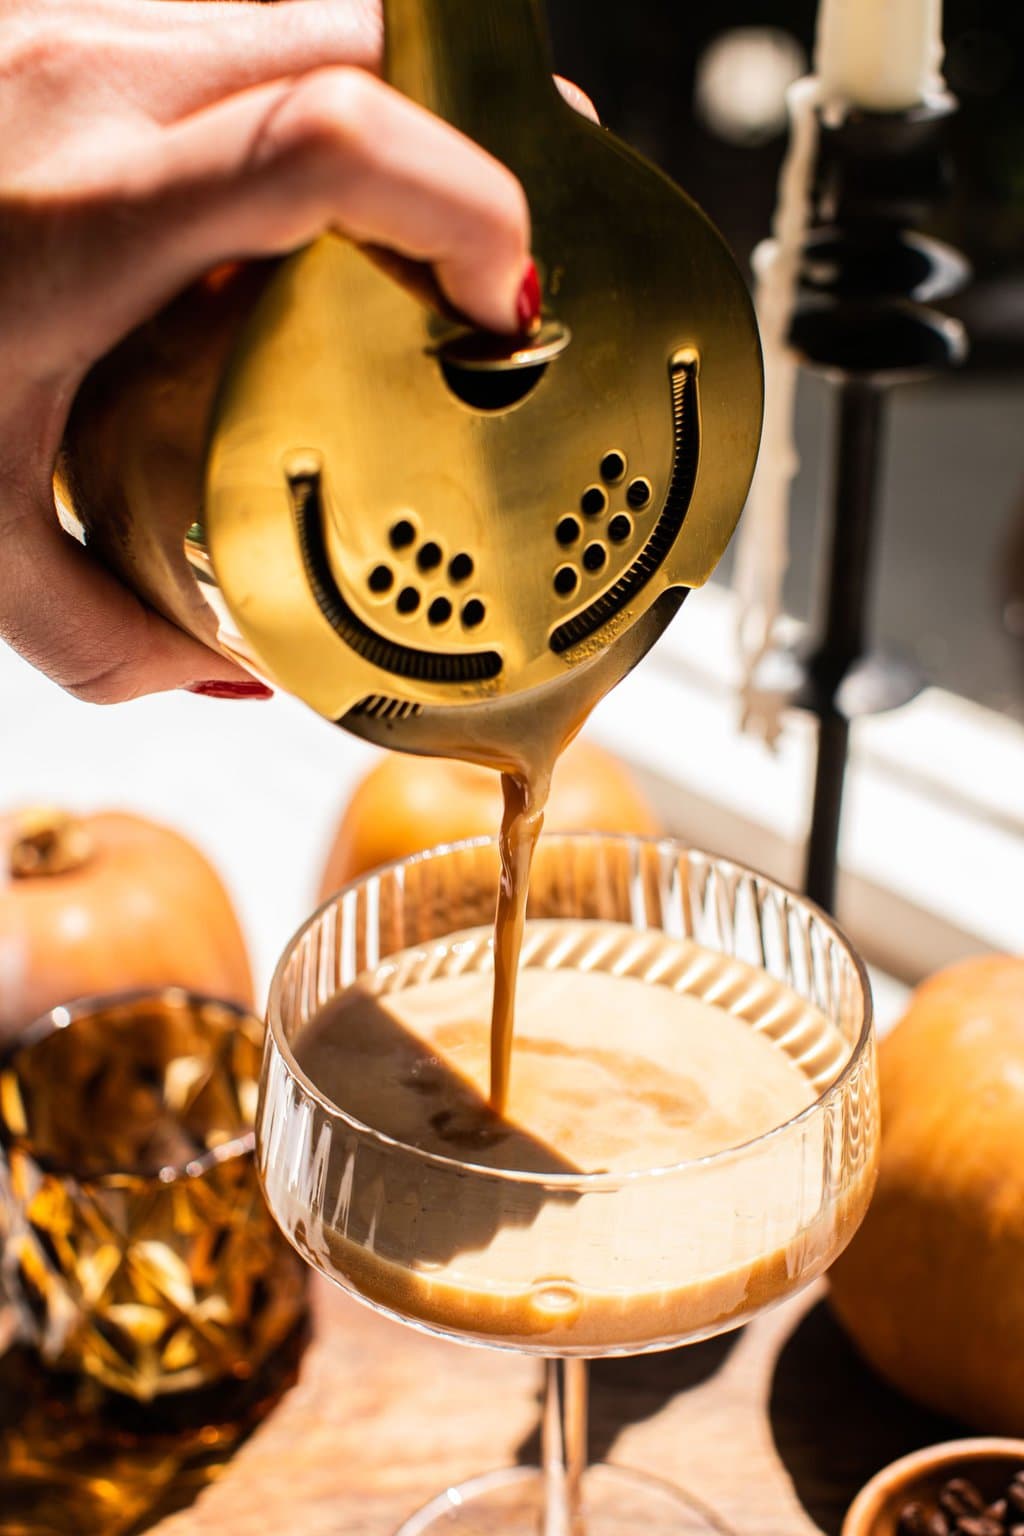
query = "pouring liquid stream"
xmin=444 ymin=616 xmax=667 ymax=1113
xmin=481 ymin=666 xmax=614 ymax=1111
xmin=490 ymin=768 xmax=549 ymax=1112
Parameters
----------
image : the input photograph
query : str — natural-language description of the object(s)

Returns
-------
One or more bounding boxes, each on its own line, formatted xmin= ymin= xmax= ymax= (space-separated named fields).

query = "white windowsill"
xmin=585 ymin=582 xmax=1024 ymax=992
xmin=4 ymin=582 xmax=1021 ymax=1031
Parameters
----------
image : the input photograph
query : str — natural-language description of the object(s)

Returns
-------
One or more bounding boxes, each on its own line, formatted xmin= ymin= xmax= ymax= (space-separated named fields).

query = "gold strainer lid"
xmin=202 ymin=0 xmax=763 ymax=743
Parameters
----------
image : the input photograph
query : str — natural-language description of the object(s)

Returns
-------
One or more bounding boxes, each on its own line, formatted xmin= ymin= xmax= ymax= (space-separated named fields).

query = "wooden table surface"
xmin=136 ymin=1273 xmax=959 ymax=1536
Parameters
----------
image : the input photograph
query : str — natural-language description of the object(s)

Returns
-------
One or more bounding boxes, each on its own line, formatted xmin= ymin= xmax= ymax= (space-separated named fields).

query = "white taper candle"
xmin=814 ymin=0 xmax=944 ymax=112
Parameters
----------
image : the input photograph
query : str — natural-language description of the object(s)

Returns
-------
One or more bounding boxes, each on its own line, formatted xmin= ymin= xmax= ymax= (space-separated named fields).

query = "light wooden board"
xmin=144 ymin=1274 xmax=959 ymax=1536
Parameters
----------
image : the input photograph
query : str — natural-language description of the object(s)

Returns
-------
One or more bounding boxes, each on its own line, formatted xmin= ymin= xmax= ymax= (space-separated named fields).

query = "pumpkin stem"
xmin=9 ymin=809 xmax=94 ymax=879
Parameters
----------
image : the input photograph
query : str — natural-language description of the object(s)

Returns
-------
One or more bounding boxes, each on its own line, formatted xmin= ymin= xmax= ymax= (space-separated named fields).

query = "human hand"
xmin=0 ymin=0 xmax=594 ymax=704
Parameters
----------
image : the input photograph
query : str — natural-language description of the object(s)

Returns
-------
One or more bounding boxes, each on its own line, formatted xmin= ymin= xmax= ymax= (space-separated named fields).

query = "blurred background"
xmin=548 ymin=0 xmax=1024 ymax=720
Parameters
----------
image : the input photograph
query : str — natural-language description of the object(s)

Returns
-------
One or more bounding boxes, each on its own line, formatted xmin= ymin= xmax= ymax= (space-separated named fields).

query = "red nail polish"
xmin=516 ymin=261 xmax=542 ymax=336
xmin=186 ymin=680 xmax=274 ymax=700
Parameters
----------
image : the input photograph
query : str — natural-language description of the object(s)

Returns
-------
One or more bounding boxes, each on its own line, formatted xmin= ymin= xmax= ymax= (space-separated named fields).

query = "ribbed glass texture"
xmin=260 ymin=836 xmax=877 ymax=1357
xmin=0 ymin=991 xmax=307 ymax=1398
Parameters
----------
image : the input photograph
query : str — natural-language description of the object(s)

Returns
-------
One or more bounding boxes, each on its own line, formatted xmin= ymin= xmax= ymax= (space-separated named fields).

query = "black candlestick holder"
xmin=760 ymin=91 xmax=969 ymax=914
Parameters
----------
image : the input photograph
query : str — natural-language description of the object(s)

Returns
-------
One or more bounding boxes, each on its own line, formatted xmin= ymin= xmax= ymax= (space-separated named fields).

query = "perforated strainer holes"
xmin=417 ymin=541 xmax=443 ymax=573
xmin=448 ymin=552 xmax=474 ymax=583
xmin=555 ymin=453 xmax=649 ymax=591
xmin=600 ymin=451 xmax=626 ymax=483
xmin=428 ymin=596 xmax=452 ymax=626
xmin=389 ymin=519 xmax=416 ymax=550
xmin=396 ymin=586 xmax=420 ymax=615
xmin=461 ymin=598 xmax=486 ymax=628
xmin=626 ymin=477 xmax=652 ymax=510
xmin=368 ymin=564 xmax=393 ymax=594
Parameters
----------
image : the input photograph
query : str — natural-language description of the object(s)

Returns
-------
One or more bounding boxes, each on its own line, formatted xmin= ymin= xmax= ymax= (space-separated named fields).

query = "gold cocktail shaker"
xmin=57 ymin=0 xmax=762 ymax=756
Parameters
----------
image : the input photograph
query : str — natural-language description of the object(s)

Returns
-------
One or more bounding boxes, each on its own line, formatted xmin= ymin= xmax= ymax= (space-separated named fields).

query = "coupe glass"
xmin=259 ymin=835 xmax=878 ymax=1536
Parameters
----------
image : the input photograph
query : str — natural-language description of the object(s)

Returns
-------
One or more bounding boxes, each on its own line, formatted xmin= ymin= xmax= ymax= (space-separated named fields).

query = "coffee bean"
xmin=897 ymin=1501 xmax=951 ymax=1536
xmin=943 ymin=1483 xmax=987 ymax=1520
xmin=956 ymin=1517 xmax=1003 ymax=1536
xmin=898 ymin=1503 xmax=932 ymax=1536
xmin=984 ymin=1502 xmax=1008 ymax=1525
xmin=950 ymin=1482 xmax=986 ymax=1510
xmin=1007 ymin=1487 xmax=1024 ymax=1519
xmin=1009 ymin=1524 xmax=1024 ymax=1536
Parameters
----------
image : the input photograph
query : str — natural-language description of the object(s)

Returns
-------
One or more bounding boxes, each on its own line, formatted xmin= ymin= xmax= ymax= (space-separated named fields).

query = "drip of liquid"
xmin=490 ymin=769 xmax=547 ymax=1111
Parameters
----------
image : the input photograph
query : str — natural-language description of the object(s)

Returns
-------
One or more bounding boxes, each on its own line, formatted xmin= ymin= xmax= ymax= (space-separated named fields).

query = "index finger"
xmin=75 ymin=0 xmax=382 ymax=123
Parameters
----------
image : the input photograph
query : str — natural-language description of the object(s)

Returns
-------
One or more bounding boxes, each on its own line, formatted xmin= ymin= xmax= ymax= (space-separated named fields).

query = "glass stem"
xmin=541 ymin=1357 xmax=588 ymax=1536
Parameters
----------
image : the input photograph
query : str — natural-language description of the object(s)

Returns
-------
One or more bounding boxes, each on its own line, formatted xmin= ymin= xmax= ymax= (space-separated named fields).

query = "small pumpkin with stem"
xmin=0 ymin=808 xmax=253 ymax=1044
xmin=319 ymin=737 xmax=662 ymax=896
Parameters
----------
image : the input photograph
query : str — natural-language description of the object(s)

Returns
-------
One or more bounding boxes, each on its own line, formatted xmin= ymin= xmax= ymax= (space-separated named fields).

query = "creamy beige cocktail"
xmin=286 ymin=916 xmax=873 ymax=1354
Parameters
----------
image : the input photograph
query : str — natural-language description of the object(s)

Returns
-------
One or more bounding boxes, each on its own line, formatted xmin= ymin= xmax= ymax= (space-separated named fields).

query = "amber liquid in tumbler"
xmin=0 ymin=997 xmax=305 ymax=1401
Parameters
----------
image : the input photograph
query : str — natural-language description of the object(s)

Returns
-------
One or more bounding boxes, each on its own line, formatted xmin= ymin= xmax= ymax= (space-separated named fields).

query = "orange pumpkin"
xmin=320 ymin=739 xmax=662 ymax=896
xmin=830 ymin=955 xmax=1024 ymax=1433
xmin=0 ymin=809 xmax=253 ymax=1043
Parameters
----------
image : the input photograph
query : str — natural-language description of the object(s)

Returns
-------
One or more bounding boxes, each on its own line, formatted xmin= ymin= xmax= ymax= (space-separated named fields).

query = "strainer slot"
xmin=351 ymin=695 xmax=424 ymax=722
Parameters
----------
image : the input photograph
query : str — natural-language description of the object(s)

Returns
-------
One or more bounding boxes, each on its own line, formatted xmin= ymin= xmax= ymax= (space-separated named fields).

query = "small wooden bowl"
xmin=843 ymin=1440 xmax=1024 ymax=1536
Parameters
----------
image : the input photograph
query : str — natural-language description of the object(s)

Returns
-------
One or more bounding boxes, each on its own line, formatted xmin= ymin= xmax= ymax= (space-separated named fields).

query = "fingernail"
xmin=186 ymin=680 xmax=274 ymax=700
xmin=515 ymin=260 xmax=542 ymax=336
